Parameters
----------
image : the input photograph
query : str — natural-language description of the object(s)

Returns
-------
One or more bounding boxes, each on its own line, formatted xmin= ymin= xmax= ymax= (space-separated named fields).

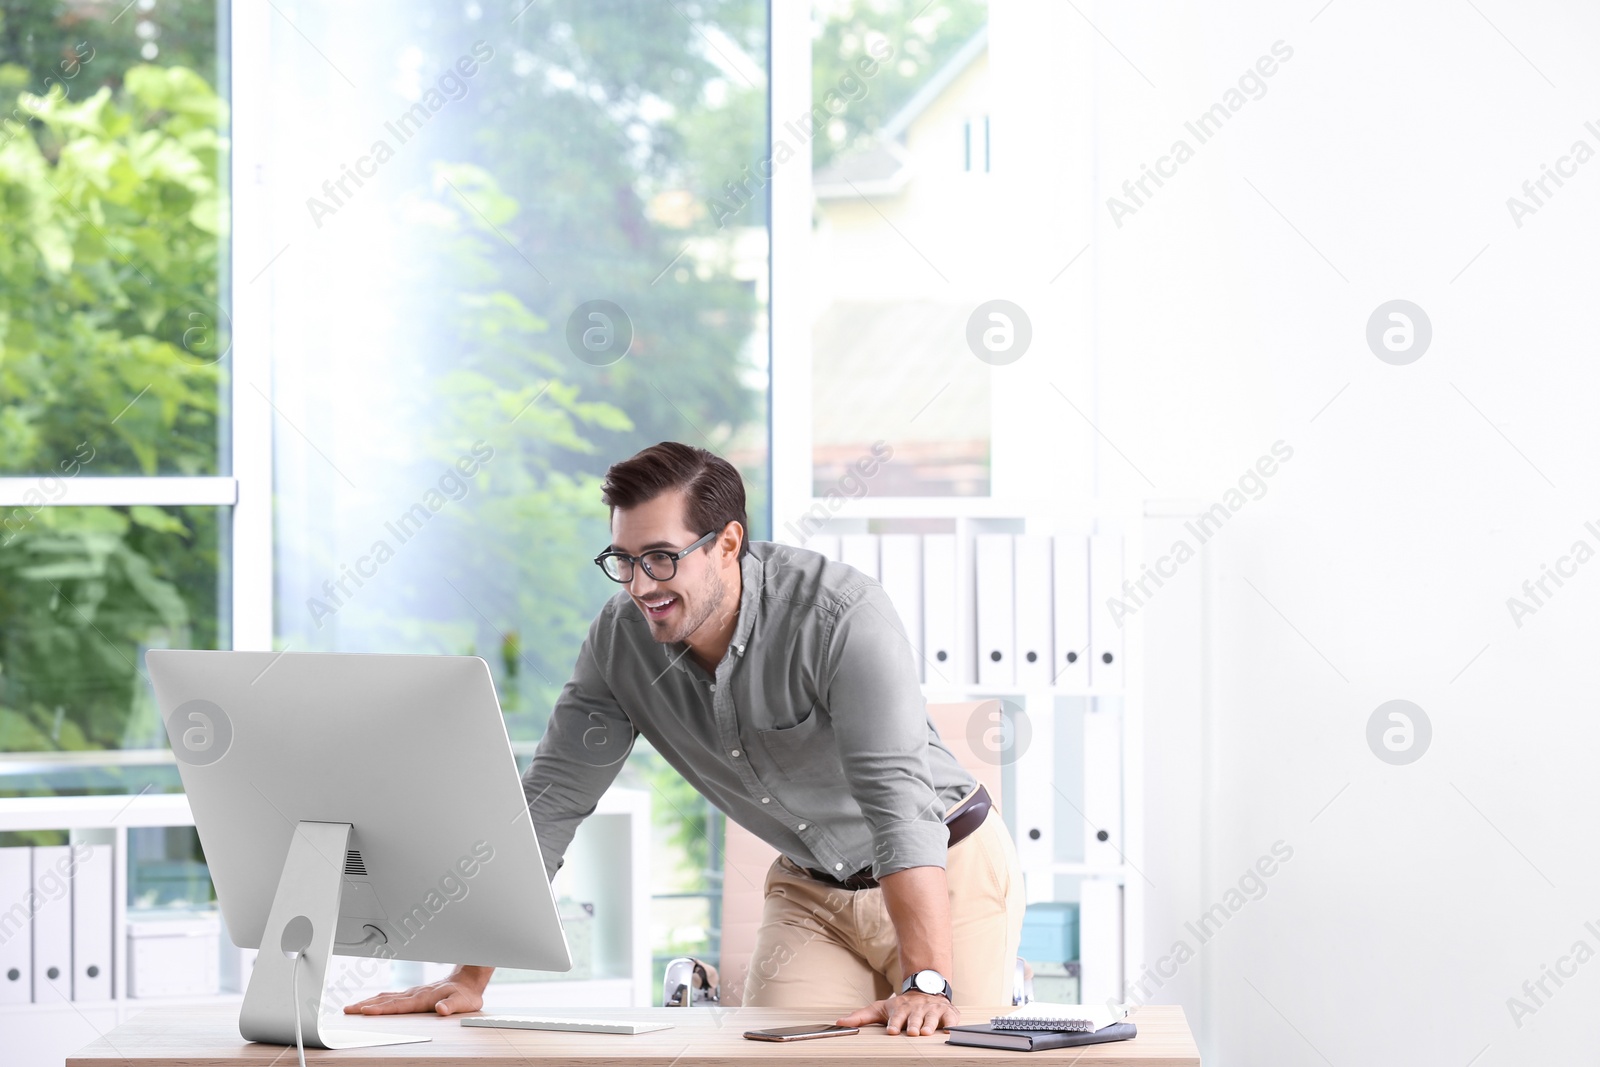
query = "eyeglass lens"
xmin=604 ymin=552 xmax=677 ymax=582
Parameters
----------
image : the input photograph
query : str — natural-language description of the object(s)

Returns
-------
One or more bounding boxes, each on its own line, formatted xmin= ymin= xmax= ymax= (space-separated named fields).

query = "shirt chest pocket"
xmin=754 ymin=707 xmax=839 ymax=785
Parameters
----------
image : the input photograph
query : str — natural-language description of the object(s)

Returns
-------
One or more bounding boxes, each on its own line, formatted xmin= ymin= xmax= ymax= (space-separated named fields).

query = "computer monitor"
xmin=146 ymin=649 xmax=569 ymax=1050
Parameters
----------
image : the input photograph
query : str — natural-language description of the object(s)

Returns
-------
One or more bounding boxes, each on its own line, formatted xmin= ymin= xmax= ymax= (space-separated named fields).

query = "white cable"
xmin=280 ymin=915 xmax=314 ymax=1066
xmin=291 ymin=955 xmax=307 ymax=1067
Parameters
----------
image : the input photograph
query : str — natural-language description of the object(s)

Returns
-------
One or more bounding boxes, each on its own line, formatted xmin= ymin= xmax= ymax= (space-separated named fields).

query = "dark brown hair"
xmin=601 ymin=442 xmax=749 ymax=560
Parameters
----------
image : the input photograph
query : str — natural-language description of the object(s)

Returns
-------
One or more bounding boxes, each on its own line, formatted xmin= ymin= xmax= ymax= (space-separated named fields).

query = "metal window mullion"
xmin=0 ymin=477 xmax=238 ymax=507
xmin=229 ymin=0 xmax=275 ymax=654
xmin=768 ymin=0 xmax=812 ymax=538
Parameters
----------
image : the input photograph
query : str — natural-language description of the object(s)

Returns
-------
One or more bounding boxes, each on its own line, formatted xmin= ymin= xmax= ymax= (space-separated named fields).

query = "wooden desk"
xmin=67 ymin=1004 xmax=1199 ymax=1065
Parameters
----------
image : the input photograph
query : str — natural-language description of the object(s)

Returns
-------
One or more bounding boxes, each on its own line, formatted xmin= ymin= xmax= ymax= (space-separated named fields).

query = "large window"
xmin=256 ymin=0 xmax=770 ymax=990
xmin=0 ymin=0 xmax=231 ymax=800
xmin=2 ymin=0 xmax=780 ymax=997
xmin=809 ymin=0 xmax=990 ymax=496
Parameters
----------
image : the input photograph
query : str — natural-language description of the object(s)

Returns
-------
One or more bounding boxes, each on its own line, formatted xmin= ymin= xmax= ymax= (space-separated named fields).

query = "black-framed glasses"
xmin=594 ymin=529 xmax=719 ymax=583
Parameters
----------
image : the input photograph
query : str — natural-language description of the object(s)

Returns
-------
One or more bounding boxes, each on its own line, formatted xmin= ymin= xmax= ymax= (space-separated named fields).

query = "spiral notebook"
xmin=990 ymin=1003 xmax=1127 ymax=1032
xmin=948 ymin=1021 xmax=1137 ymax=1052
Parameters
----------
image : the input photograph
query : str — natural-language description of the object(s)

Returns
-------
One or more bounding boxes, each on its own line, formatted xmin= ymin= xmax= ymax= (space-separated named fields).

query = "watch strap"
xmin=900 ymin=969 xmax=953 ymax=1001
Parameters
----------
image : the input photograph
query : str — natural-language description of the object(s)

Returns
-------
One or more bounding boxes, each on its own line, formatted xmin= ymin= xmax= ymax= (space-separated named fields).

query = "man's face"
xmin=609 ymin=489 xmax=730 ymax=645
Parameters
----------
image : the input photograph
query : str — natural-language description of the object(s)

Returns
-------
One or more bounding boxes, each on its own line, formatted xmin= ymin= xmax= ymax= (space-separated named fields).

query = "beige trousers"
xmin=742 ymin=803 xmax=1025 ymax=1010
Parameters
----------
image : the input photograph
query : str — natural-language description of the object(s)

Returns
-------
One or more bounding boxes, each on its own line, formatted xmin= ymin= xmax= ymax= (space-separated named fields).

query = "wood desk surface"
xmin=67 ymin=1004 xmax=1199 ymax=1066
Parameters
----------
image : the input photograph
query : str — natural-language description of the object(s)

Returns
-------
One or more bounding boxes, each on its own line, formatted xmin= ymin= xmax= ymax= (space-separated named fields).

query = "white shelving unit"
xmin=0 ymin=786 xmax=650 ymax=1067
xmin=774 ymin=507 xmax=1144 ymax=1006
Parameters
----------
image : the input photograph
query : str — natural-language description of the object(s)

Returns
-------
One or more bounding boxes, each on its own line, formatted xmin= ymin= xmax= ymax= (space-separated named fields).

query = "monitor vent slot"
xmin=344 ymin=850 xmax=368 ymax=877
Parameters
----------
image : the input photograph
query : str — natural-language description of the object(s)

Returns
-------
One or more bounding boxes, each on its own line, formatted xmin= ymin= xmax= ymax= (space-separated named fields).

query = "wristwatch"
xmin=900 ymin=968 xmax=954 ymax=1001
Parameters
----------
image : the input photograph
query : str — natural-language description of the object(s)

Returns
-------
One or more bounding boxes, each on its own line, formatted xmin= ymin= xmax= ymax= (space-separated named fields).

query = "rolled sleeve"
xmin=521 ymin=610 xmax=638 ymax=882
xmin=822 ymin=583 xmax=949 ymax=878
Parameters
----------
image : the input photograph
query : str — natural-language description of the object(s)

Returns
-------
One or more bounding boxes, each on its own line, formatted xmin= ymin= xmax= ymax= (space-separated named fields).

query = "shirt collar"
xmin=729 ymin=547 xmax=761 ymax=656
xmin=660 ymin=547 xmax=761 ymax=673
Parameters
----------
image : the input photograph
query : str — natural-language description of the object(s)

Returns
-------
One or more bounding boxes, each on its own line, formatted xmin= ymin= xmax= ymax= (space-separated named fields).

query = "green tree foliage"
xmin=2 ymin=3 xmax=773 ymax=914
xmin=811 ymin=0 xmax=988 ymax=169
xmin=372 ymin=159 xmax=637 ymax=728
xmin=395 ymin=2 xmax=772 ymax=884
xmin=325 ymin=5 xmax=768 ymax=685
xmin=0 ymin=0 xmax=218 ymax=94
xmin=0 ymin=65 xmax=227 ymax=760
xmin=0 ymin=64 xmax=227 ymax=475
xmin=447 ymin=1 xmax=768 ymax=480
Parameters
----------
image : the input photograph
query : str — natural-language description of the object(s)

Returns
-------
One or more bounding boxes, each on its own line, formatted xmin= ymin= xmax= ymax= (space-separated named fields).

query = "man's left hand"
xmin=837 ymin=990 xmax=960 ymax=1036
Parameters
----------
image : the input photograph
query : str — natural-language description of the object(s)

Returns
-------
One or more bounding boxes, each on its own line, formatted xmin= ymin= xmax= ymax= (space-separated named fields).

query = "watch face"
xmin=914 ymin=970 xmax=944 ymax=994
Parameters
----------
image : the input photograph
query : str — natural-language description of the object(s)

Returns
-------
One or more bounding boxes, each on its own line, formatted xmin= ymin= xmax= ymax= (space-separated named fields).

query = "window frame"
xmin=0 ymin=0 xmax=273 ymax=771
xmin=768 ymin=0 xmax=812 ymax=536
xmin=5 ymin=0 xmax=799 ymax=767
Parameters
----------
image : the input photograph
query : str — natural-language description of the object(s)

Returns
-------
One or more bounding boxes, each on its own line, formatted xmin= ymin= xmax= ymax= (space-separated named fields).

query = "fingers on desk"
xmin=835 ymin=999 xmax=889 ymax=1029
xmin=887 ymin=998 xmax=957 ymax=1037
xmin=342 ymin=990 xmax=431 ymax=1015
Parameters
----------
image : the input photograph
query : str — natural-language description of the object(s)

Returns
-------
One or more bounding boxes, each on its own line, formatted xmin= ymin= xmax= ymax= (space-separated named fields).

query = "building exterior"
xmin=811 ymin=28 xmax=991 ymax=497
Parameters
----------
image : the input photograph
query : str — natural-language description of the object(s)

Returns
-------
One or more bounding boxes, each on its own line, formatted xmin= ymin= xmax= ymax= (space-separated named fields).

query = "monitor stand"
xmin=239 ymin=821 xmax=430 ymax=1049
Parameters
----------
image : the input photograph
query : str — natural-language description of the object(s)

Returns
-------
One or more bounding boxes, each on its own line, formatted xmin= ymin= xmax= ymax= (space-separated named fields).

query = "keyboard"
xmin=461 ymin=1015 xmax=674 ymax=1035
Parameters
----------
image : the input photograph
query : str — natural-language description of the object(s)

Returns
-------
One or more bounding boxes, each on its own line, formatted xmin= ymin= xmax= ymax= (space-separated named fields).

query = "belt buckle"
xmin=806 ymin=863 xmax=876 ymax=890
xmin=792 ymin=785 xmax=991 ymax=892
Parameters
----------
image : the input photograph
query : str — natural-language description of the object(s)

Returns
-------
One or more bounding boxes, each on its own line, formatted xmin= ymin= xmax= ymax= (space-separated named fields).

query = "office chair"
xmin=1015 ymin=958 xmax=1034 ymax=1005
xmin=662 ymin=956 xmax=719 ymax=1007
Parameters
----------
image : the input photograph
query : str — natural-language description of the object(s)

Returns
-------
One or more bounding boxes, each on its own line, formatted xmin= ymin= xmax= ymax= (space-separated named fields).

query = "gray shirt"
xmin=522 ymin=540 xmax=976 ymax=882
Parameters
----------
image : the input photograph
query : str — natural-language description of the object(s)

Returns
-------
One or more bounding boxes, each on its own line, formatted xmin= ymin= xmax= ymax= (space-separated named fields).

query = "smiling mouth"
xmin=640 ymin=595 xmax=679 ymax=620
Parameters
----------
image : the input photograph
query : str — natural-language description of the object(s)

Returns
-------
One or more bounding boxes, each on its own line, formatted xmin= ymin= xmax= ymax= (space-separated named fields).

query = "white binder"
xmin=1052 ymin=534 xmax=1090 ymax=687
xmin=1078 ymin=879 xmax=1124 ymax=1005
xmin=1012 ymin=702 xmax=1055 ymax=897
xmin=806 ymin=534 xmax=841 ymax=561
xmin=1083 ymin=709 xmax=1123 ymax=868
xmin=878 ymin=534 xmax=924 ymax=681
xmin=974 ymin=534 xmax=1016 ymax=687
xmin=0 ymin=847 xmax=30 ymax=1004
xmin=838 ymin=533 xmax=880 ymax=580
xmin=922 ymin=534 xmax=958 ymax=686
xmin=1088 ymin=534 xmax=1125 ymax=689
xmin=1013 ymin=534 xmax=1054 ymax=688
xmin=31 ymin=845 xmax=72 ymax=1003
xmin=71 ymin=844 xmax=113 ymax=1001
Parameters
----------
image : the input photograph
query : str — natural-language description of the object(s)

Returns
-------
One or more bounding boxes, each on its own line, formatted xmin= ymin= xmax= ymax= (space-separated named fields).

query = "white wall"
xmin=998 ymin=0 xmax=1600 ymax=1063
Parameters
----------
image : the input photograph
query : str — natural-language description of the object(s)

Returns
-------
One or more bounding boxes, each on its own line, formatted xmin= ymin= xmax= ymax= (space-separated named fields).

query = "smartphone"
xmin=743 ymin=1024 xmax=860 ymax=1042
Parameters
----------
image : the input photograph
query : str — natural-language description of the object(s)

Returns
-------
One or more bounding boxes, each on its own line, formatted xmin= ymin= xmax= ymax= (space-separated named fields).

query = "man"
xmin=347 ymin=442 xmax=1024 ymax=1035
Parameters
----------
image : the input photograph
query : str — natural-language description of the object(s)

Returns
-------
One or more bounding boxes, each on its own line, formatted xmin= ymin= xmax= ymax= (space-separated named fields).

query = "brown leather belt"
xmin=799 ymin=783 xmax=992 ymax=891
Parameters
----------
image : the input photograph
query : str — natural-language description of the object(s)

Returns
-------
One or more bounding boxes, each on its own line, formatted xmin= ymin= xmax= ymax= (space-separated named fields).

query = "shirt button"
xmin=834 ymin=863 xmax=844 ymax=871
xmin=760 ymin=797 xmax=770 ymax=804
xmin=709 ymin=683 xmax=717 ymax=691
xmin=730 ymin=749 xmax=740 ymax=757
xmin=797 ymin=823 xmax=807 ymax=830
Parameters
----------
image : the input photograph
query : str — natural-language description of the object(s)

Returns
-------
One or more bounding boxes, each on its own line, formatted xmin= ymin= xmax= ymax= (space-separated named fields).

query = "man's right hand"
xmin=342 ymin=965 xmax=493 ymax=1016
